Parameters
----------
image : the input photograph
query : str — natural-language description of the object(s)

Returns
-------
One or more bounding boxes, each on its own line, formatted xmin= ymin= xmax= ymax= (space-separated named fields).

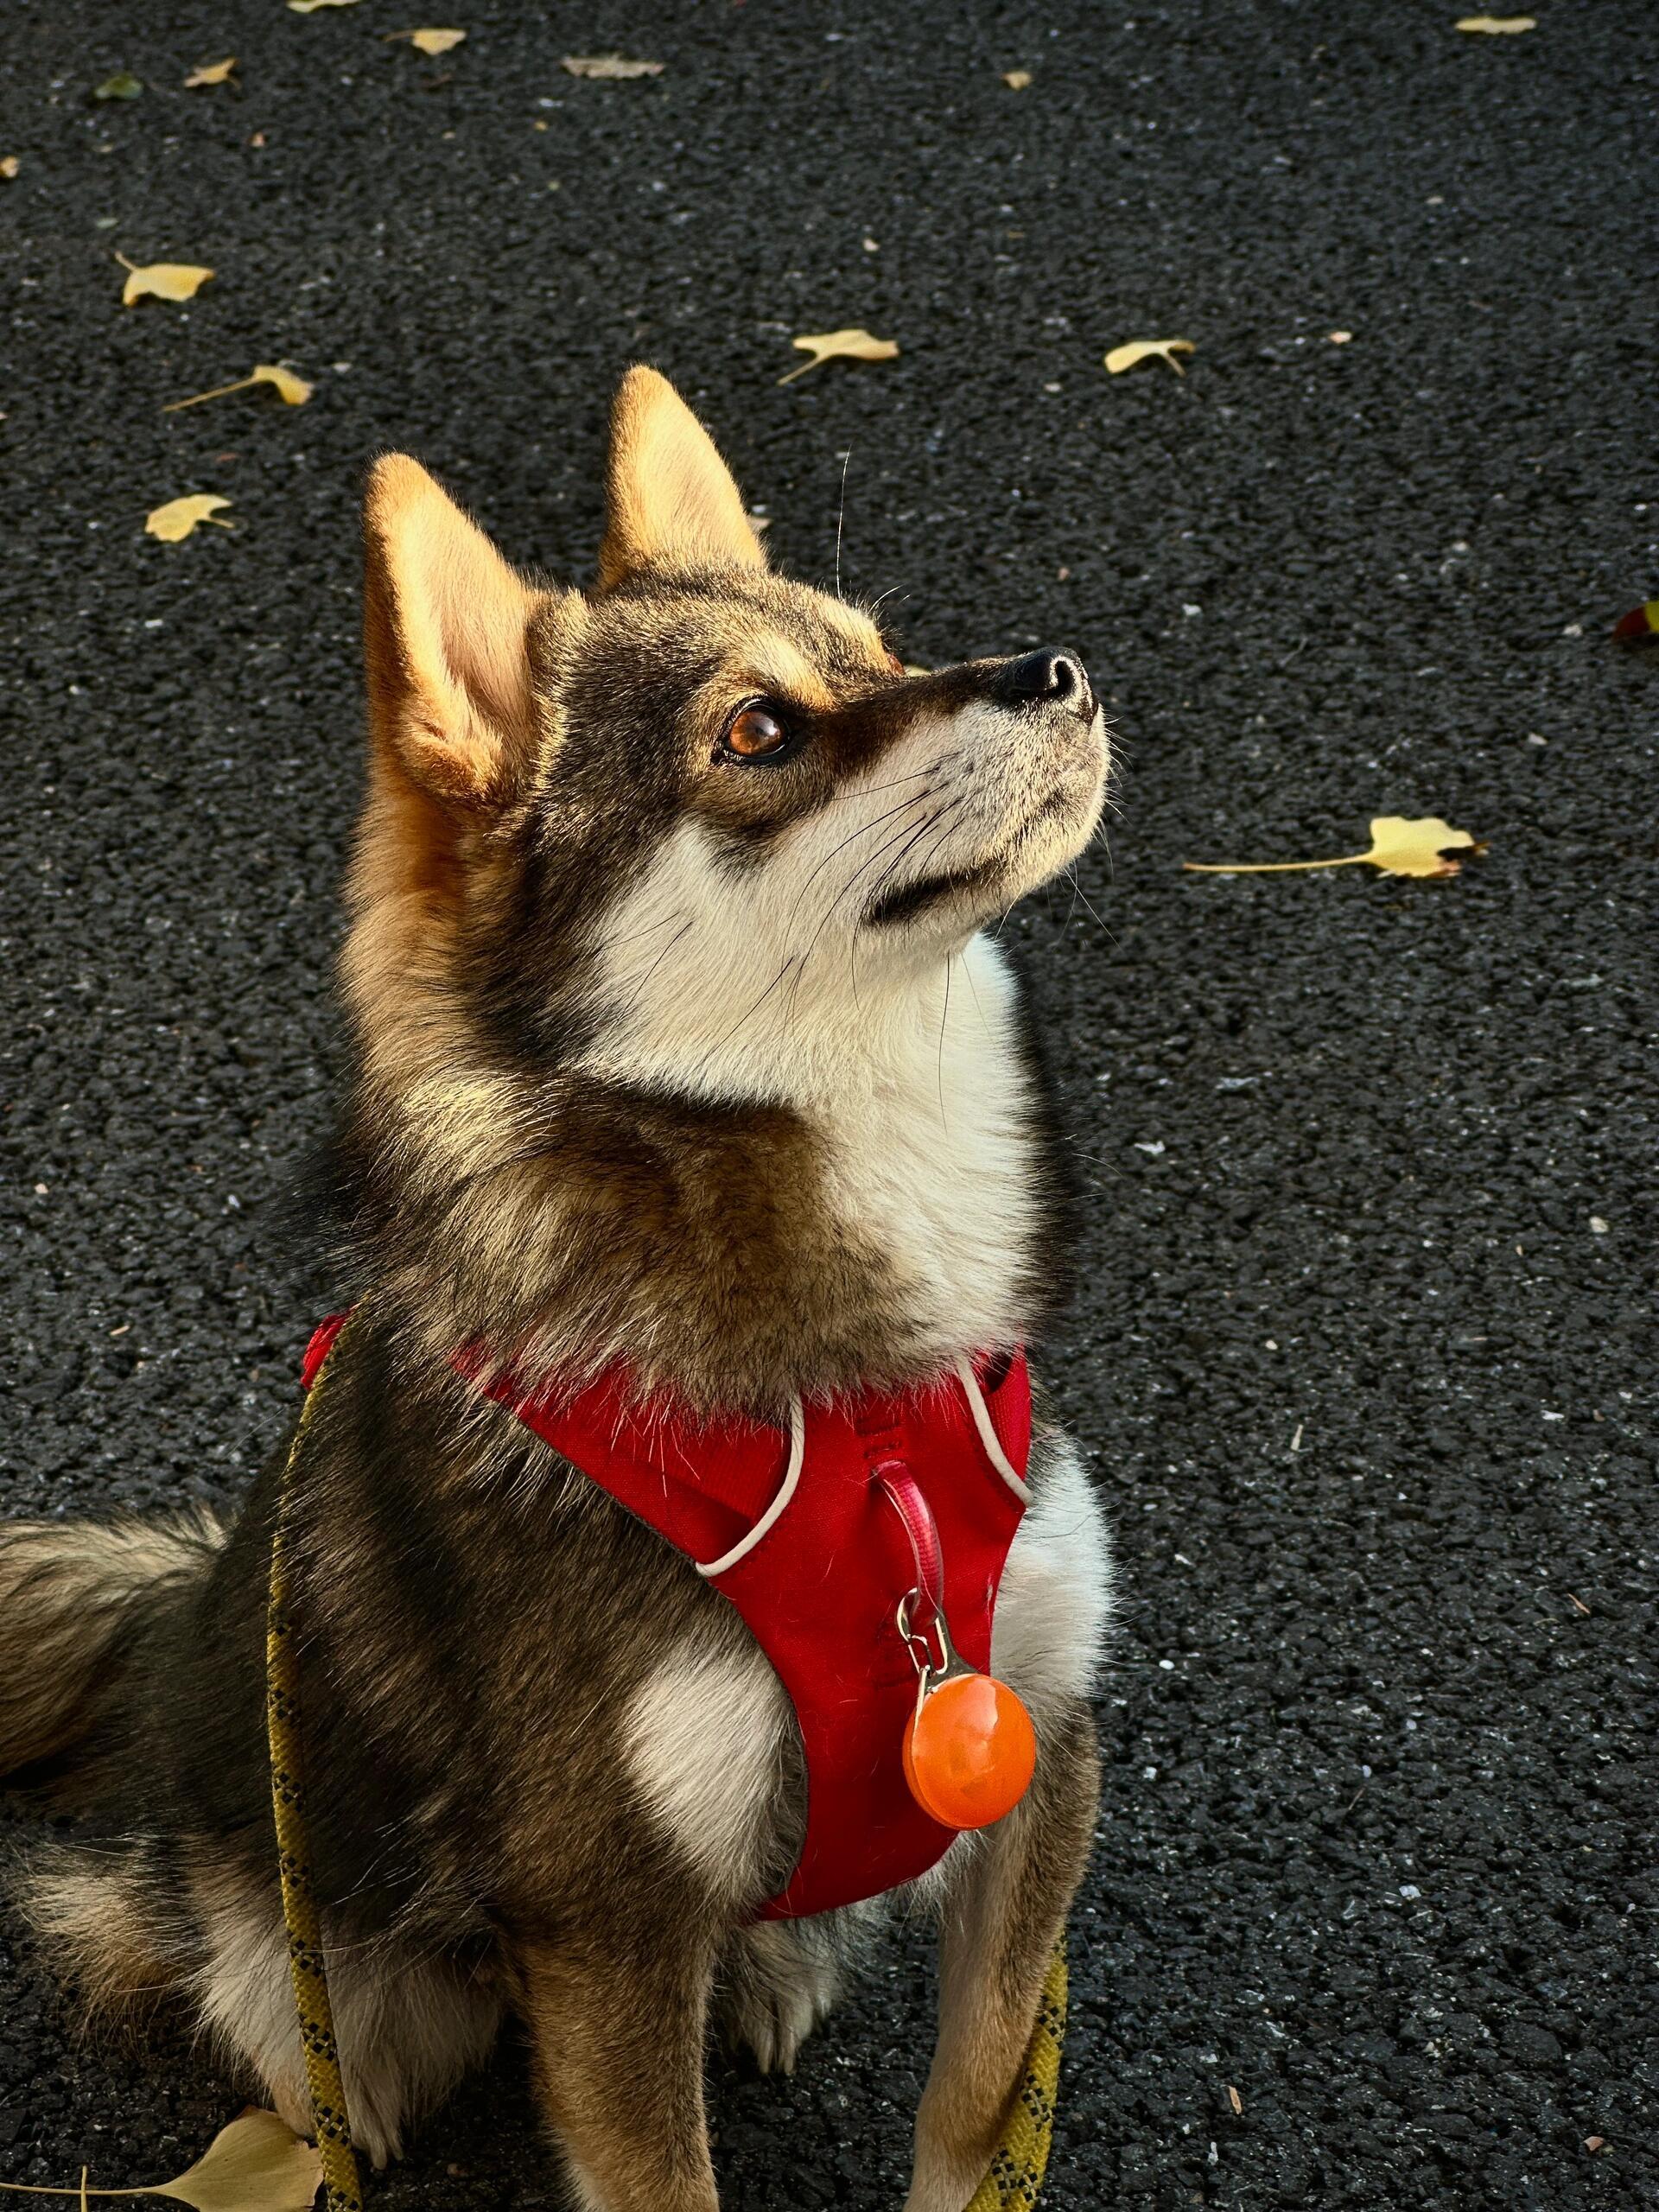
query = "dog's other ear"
xmin=596 ymin=365 xmax=766 ymax=592
xmin=363 ymin=454 xmax=543 ymax=808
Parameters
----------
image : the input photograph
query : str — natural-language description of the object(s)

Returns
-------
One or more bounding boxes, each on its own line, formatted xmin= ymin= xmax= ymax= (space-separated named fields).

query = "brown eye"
xmin=722 ymin=702 xmax=792 ymax=761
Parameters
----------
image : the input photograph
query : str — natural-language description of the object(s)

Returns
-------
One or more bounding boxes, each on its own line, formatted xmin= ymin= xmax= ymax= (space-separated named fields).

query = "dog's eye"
xmin=721 ymin=702 xmax=793 ymax=762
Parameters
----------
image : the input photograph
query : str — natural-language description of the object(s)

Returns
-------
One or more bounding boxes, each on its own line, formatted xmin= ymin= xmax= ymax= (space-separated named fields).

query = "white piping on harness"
xmin=695 ymin=1394 xmax=807 ymax=1578
xmin=955 ymin=1354 xmax=1031 ymax=1504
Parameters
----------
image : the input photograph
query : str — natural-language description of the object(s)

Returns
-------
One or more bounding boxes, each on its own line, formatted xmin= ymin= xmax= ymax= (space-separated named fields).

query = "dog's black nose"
xmin=992 ymin=647 xmax=1092 ymax=715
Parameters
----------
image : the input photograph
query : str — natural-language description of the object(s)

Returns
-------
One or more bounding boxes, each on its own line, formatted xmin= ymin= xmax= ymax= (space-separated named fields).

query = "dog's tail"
xmin=0 ymin=1510 xmax=227 ymax=1795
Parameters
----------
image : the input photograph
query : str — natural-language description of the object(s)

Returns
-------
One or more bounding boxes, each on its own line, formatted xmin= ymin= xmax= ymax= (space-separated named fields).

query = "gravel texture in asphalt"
xmin=2 ymin=4 xmax=1654 ymax=2208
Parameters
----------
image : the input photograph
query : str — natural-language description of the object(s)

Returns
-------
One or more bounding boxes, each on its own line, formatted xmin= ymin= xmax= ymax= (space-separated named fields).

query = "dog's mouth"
xmin=862 ymin=773 xmax=1093 ymax=931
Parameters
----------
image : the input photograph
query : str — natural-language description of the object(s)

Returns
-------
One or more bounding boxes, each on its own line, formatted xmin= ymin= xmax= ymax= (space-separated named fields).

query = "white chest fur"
xmin=586 ymin=823 xmax=1044 ymax=1360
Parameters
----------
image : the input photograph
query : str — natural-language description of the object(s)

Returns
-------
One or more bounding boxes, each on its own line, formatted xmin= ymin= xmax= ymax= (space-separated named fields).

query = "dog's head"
xmin=337 ymin=368 xmax=1111 ymax=1395
xmin=350 ymin=368 xmax=1109 ymax=1094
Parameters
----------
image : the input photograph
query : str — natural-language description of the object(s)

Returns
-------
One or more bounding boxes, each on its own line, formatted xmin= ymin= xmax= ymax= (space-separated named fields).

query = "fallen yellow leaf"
xmin=118 ymin=254 xmax=214 ymax=306
xmin=184 ymin=58 xmax=237 ymax=86
xmin=146 ymin=493 xmax=236 ymax=542
xmin=289 ymin=0 xmax=364 ymax=10
xmin=1002 ymin=69 xmax=1033 ymax=89
xmin=410 ymin=28 xmax=467 ymax=54
xmin=561 ymin=53 xmax=664 ymax=78
xmin=1329 ymin=328 xmax=1353 ymax=344
xmin=779 ymin=327 xmax=900 ymax=385
xmin=1456 ymin=14 xmax=1535 ymax=29
xmin=163 ymin=363 xmax=312 ymax=411
xmin=152 ymin=2112 xmax=321 ymax=2212
xmin=1104 ymin=338 xmax=1195 ymax=376
xmin=0 ymin=156 xmax=18 ymax=179
xmin=1184 ymin=816 xmax=1486 ymax=880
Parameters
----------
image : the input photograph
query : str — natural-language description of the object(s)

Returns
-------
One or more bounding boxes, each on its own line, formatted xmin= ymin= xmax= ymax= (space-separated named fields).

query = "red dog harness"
xmin=301 ymin=1319 xmax=1032 ymax=1919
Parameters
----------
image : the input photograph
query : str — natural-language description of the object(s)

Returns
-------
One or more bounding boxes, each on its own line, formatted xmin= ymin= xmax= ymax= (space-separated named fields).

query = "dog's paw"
xmin=716 ymin=1922 xmax=842 ymax=2075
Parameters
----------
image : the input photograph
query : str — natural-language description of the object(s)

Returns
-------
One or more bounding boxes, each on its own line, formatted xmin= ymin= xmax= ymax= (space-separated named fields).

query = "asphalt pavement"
xmin=2 ymin=3 xmax=1654 ymax=2207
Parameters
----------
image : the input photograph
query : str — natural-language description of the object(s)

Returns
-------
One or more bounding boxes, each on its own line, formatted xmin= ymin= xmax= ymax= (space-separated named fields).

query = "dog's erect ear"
xmin=596 ymin=365 xmax=766 ymax=592
xmin=363 ymin=454 xmax=544 ymax=807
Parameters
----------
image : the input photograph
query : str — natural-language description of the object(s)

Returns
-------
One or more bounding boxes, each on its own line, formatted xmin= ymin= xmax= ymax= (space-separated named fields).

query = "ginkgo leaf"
xmin=409 ymin=28 xmax=467 ymax=54
xmin=93 ymin=71 xmax=143 ymax=100
xmin=163 ymin=363 xmax=312 ymax=411
xmin=118 ymin=254 xmax=214 ymax=306
xmin=0 ymin=2112 xmax=317 ymax=2210
xmin=146 ymin=493 xmax=235 ymax=542
xmin=1104 ymin=338 xmax=1195 ymax=376
xmin=184 ymin=59 xmax=237 ymax=86
xmin=1455 ymin=14 xmax=1535 ymax=30
xmin=561 ymin=54 xmax=664 ymax=79
xmin=1184 ymin=816 xmax=1486 ymax=880
xmin=779 ymin=327 xmax=900 ymax=385
xmin=148 ymin=2111 xmax=321 ymax=2212
xmin=1002 ymin=69 xmax=1033 ymax=88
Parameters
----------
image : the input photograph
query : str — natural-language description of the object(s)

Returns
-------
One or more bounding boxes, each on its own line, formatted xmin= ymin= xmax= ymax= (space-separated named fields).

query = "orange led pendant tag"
xmin=903 ymin=1668 xmax=1037 ymax=1831
xmin=880 ymin=1458 xmax=1036 ymax=1834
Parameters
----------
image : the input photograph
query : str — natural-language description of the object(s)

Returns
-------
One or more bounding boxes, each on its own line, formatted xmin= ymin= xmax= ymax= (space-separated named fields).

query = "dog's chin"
xmin=862 ymin=761 xmax=1107 ymax=938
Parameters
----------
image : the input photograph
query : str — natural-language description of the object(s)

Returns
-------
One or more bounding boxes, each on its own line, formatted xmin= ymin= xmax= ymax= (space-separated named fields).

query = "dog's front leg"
xmin=512 ymin=1932 xmax=721 ymax=2212
xmin=903 ymin=1694 xmax=1101 ymax=2212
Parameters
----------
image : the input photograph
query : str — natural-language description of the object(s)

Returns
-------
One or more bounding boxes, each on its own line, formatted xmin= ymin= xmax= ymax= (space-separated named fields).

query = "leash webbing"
xmin=268 ymin=1317 xmax=1067 ymax=2209
xmin=266 ymin=1319 xmax=364 ymax=2212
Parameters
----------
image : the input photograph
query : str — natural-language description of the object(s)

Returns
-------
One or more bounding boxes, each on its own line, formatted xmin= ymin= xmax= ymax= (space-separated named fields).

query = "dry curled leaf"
xmin=1184 ymin=816 xmax=1486 ymax=880
xmin=164 ymin=363 xmax=312 ymax=411
xmin=1105 ymin=338 xmax=1194 ymax=376
xmin=92 ymin=71 xmax=143 ymax=100
xmin=1456 ymin=14 xmax=1535 ymax=30
xmin=118 ymin=254 xmax=214 ymax=306
xmin=146 ymin=493 xmax=235 ymax=542
xmin=1002 ymin=69 xmax=1033 ymax=89
xmin=185 ymin=58 xmax=238 ymax=87
xmin=561 ymin=53 xmax=664 ymax=79
xmin=779 ymin=327 xmax=900 ymax=385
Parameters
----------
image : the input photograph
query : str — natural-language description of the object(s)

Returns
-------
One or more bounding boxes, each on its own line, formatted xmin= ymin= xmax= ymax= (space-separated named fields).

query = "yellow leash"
xmin=267 ymin=1320 xmax=1066 ymax=2209
xmin=265 ymin=1323 xmax=365 ymax=2212
xmin=966 ymin=1936 xmax=1067 ymax=2211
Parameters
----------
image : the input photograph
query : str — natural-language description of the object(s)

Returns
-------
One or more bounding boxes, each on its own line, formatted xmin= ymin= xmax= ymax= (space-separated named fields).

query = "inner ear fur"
xmin=596 ymin=365 xmax=766 ymax=592
xmin=364 ymin=453 xmax=563 ymax=809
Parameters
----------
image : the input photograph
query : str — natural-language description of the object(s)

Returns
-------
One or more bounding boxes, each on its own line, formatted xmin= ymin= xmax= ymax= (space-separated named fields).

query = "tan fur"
xmin=188 ymin=1855 xmax=502 ymax=2171
xmin=597 ymin=366 xmax=766 ymax=589
xmin=0 ymin=1511 xmax=224 ymax=1774
xmin=362 ymin=452 xmax=544 ymax=805
xmin=515 ymin=1938 xmax=721 ymax=2212
xmin=19 ymin=1844 xmax=179 ymax=2018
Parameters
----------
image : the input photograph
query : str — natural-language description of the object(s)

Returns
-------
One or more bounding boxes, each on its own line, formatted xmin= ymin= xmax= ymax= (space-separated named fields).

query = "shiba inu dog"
xmin=0 ymin=368 xmax=1115 ymax=2212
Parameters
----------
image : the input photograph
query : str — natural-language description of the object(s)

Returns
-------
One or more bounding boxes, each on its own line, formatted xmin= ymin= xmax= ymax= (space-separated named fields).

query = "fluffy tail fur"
xmin=0 ymin=1510 xmax=226 ymax=1793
